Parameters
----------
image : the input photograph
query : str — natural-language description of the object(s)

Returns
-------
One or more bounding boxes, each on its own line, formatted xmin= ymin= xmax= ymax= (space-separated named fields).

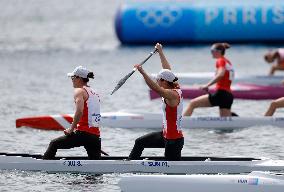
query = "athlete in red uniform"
xmin=129 ymin=43 xmax=184 ymax=161
xmin=43 ymin=66 xmax=101 ymax=160
xmin=183 ymin=43 xmax=234 ymax=117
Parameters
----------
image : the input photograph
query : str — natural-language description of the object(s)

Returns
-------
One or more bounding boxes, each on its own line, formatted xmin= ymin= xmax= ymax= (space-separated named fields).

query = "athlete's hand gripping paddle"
xmin=110 ymin=48 xmax=158 ymax=95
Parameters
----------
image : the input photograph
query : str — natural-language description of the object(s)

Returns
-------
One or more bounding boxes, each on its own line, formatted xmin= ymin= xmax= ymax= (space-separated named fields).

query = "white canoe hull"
xmin=152 ymin=72 xmax=284 ymax=85
xmin=102 ymin=112 xmax=284 ymax=129
xmin=0 ymin=154 xmax=284 ymax=174
xmin=119 ymin=171 xmax=284 ymax=192
xmin=16 ymin=111 xmax=284 ymax=130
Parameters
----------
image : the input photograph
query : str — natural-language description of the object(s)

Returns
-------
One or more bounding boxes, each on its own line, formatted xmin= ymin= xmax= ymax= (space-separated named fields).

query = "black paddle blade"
xmin=110 ymin=70 xmax=135 ymax=95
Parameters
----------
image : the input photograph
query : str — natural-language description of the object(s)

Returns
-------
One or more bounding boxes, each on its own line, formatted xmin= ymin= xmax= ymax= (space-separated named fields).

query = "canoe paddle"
xmin=110 ymin=48 xmax=158 ymax=95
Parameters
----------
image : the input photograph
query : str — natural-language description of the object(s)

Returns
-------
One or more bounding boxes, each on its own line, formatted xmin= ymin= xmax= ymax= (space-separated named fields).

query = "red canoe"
xmin=149 ymin=83 xmax=284 ymax=100
xmin=16 ymin=114 xmax=73 ymax=131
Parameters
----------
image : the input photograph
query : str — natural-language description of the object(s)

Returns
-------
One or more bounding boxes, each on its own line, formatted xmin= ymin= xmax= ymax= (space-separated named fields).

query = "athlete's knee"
xmin=48 ymin=139 xmax=60 ymax=149
xmin=188 ymin=101 xmax=198 ymax=109
xmin=183 ymin=102 xmax=195 ymax=116
xmin=270 ymin=100 xmax=279 ymax=109
xmin=134 ymin=137 xmax=144 ymax=147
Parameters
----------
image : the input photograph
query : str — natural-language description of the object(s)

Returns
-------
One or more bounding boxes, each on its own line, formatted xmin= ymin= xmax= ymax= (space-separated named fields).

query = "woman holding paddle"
xmin=128 ymin=43 xmax=184 ymax=161
xmin=264 ymin=48 xmax=284 ymax=76
xmin=43 ymin=66 xmax=102 ymax=160
xmin=183 ymin=43 xmax=234 ymax=117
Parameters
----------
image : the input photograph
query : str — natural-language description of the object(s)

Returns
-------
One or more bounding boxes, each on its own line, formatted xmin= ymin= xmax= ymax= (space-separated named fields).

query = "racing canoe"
xmin=16 ymin=111 xmax=284 ymax=130
xmin=150 ymin=83 xmax=284 ymax=100
xmin=119 ymin=171 xmax=284 ymax=192
xmin=151 ymin=72 xmax=284 ymax=85
xmin=0 ymin=153 xmax=284 ymax=174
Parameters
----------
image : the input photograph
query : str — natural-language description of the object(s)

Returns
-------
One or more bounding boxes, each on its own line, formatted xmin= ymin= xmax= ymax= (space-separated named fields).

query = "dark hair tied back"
xmin=87 ymin=72 xmax=94 ymax=79
xmin=173 ymin=77 xmax=178 ymax=82
xmin=213 ymin=42 xmax=231 ymax=55
xmin=222 ymin=43 xmax=230 ymax=49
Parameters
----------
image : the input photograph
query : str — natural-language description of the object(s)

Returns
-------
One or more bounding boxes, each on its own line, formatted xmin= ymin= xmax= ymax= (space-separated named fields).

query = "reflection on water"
xmin=0 ymin=170 xmax=121 ymax=192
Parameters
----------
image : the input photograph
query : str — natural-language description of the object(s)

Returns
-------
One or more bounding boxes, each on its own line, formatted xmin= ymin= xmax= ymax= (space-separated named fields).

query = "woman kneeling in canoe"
xmin=129 ymin=43 xmax=184 ymax=161
xmin=183 ymin=43 xmax=234 ymax=117
xmin=43 ymin=66 xmax=102 ymax=160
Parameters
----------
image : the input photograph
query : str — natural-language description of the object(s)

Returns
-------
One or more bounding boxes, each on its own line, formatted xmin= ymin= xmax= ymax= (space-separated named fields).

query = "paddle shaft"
xmin=110 ymin=48 xmax=158 ymax=95
xmin=127 ymin=48 xmax=158 ymax=76
xmin=138 ymin=48 xmax=158 ymax=67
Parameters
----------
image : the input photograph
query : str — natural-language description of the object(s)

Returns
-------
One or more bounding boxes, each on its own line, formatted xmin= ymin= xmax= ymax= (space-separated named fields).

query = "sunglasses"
xmin=156 ymin=78 xmax=165 ymax=82
xmin=71 ymin=76 xmax=79 ymax=80
xmin=211 ymin=48 xmax=223 ymax=53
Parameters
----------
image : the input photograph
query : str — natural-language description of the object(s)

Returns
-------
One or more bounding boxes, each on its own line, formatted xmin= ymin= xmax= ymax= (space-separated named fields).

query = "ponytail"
xmin=222 ymin=43 xmax=230 ymax=49
xmin=87 ymin=72 xmax=94 ymax=79
xmin=82 ymin=72 xmax=94 ymax=83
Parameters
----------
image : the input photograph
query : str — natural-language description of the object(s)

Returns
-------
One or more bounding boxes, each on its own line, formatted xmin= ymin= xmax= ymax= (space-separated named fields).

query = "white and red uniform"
xmin=76 ymin=86 xmax=101 ymax=136
xmin=162 ymin=89 xmax=183 ymax=140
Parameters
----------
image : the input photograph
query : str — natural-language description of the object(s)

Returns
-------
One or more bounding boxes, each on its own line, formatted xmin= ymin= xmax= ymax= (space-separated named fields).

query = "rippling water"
xmin=0 ymin=0 xmax=284 ymax=191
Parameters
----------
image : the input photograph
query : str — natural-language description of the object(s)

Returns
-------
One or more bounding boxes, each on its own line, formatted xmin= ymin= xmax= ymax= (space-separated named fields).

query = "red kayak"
xmin=150 ymin=83 xmax=284 ymax=100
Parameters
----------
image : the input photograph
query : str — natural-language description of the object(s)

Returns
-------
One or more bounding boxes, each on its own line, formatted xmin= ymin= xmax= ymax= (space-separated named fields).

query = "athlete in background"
xmin=183 ymin=43 xmax=234 ymax=117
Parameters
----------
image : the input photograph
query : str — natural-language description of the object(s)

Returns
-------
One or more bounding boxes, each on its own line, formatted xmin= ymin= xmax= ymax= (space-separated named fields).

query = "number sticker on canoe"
xmin=141 ymin=161 xmax=169 ymax=167
xmin=237 ymin=178 xmax=259 ymax=185
xmin=195 ymin=117 xmax=233 ymax=121
xmin=63 ymin=160 xmax=82 ymax=167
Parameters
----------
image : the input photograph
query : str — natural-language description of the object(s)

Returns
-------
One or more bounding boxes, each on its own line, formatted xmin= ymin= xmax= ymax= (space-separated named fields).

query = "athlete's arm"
xmin=205 ymin=67 xmax=225 ymax=87
xmin=136 ymin=65 xmax=177 ymax=101
xmin=201 ymin=58 xmax=226 ymax=90
xmin=156 ymin=43 xmax=172 ymax=70
xmin=72 ymin=89 xmax=84 ymax=129
xmin=64 ymin=89 xmax=84 ymax=135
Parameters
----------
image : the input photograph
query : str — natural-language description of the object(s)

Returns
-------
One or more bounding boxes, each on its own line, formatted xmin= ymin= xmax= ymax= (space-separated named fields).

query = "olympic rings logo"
xmin=136 ymin=6 xmax=183 ymax=28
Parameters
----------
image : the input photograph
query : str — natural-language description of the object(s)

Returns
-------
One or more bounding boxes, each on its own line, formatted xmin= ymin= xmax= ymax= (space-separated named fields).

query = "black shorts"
xmin=208 ymin=89 xmax=234 ymax=109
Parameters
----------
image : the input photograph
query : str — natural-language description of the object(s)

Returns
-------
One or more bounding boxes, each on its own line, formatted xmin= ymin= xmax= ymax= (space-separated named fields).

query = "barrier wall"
xmin=115 ymin=1 xmax=284 ymax=44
